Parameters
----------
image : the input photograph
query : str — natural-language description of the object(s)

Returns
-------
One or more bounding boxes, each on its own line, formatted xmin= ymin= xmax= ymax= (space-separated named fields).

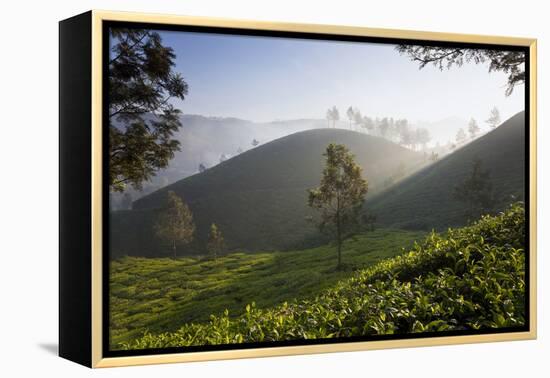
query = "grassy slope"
xmin=121 ymin=204 xmax=525 ymax=350
xmin=110 ymin=229 xmax=424 ymax=348
xmin=366 ymin=111 xmax=525 ymax=230
xmin=110 ymin=129 xmax=426 ymax=257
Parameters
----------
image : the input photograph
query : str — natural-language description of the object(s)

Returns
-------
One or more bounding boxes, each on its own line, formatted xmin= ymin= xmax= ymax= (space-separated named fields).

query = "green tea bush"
xmin=121 ymin=203 xmax=525 ymax=350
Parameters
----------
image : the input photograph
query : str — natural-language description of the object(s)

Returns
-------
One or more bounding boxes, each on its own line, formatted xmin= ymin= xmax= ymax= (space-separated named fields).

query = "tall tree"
xmin=453 ymin=157 xmax=496 ymax=220
xmin=395 ymin=45 xmax=525 ymax=96
xmin=468 ymin=118 xmax=480 ymax=139
xmin=387 ymin=118 xmax=397 ymax=141
xmin=456 ymin=128 xmax=467 ymax=145
xmin=207 ymin=223 xmax=225 ymax=260
xmin=346 ymin=106 xmax=355 ymax=130
xmin=378 ymin=117 xmax=390 ymax=138
xmin=393 ymin=119 xmax=408 ymax=146
xmin=325 ymin=108 xmax=332 ymax=128
xmin=360 ymin=116 xmax=374 ymax=134
xmin=486 ymin=106 xmax=502 ymax=129
xmin=352 ymin=109 xmax=362 ymax=131
xmin=154 ymin=190 xmax=195 ymax=258
xmin=308 ymin=144 xmax=368 ymax=269
xmin=326 ymin=106 xmax=340 ymax=128
xmin=399 ymin=122 xmax=413 ymax=148
xmin=109 ymin=29 xmax=189 ymax=192
xmin=415 ymin=128 xmax=431 ymax=150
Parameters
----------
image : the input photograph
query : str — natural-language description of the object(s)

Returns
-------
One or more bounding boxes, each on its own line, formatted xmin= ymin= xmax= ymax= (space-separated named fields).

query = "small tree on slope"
xmin=154 ymin=190 xmax=195 ymax=258
xmin=308 ymin=144 xmax=368 ymax=269
xmin=207 ymin=223 xmax=226 ymax=260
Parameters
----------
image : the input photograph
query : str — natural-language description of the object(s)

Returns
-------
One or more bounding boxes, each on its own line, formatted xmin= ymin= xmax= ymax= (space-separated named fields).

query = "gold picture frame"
xmin=59 ymin=10 xmax=537 ymax=368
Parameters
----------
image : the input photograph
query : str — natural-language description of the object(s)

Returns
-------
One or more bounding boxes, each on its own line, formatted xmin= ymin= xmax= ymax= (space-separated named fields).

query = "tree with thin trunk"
xmin=360 ymin=116 xmax=374 ymax=134
xmin=456 ymin=128 xmax=467 ymax=145
xmin=154 ymin=190 xmax=195 ymax=259
xmin=486 ymin=106 xmax=502 ymax=129
xmin=415 ymin=128 xmax=431 ymax=150
xmin=346 ymin=106 xmax=354 ymax=130
xmin=468 ymin=118 xmax=480 ymax=140
xmin=353 ymin=110 xmax=363 ymax=132
xmin=308 ymin=144 xmax=368 ymax=269
xmin=326 ymin=106 xmax=340 ymax=128
xmin=109 ymin=29 xmax=189 ymax=192
xmin=207 ymin=223 xmax=225 ymax=260
xmin=378 ymin=117 xmax=390 ymax=139
xmin=399 ymin=122 xmax=413 ymax=148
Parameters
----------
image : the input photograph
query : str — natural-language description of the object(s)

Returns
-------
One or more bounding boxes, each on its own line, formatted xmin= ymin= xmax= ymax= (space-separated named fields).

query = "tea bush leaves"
xmin=121 ymin=203 xmax=525 ymax=350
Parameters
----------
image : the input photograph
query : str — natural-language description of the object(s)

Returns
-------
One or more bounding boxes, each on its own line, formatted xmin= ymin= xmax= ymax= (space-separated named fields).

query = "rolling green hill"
xmin=110 ymin=129 xmax=425 ymax=256
xmin=365 ymin=111 xmax=526 ymax=230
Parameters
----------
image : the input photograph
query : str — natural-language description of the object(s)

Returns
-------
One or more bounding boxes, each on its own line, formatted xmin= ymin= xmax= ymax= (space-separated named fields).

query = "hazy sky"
xmin=159 ymin=30 xmax=524 ymax=126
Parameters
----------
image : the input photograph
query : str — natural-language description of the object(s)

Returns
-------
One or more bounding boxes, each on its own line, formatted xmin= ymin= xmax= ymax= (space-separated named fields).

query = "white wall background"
xmin=0 ymin=0 xmax=546 ymax=376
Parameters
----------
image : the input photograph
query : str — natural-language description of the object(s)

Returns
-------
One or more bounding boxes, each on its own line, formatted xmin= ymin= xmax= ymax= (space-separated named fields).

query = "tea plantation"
xmin=110 ymin=229 xmax=424 ymax=348
xmin=117 ymin=203 xmax=526 ymax=350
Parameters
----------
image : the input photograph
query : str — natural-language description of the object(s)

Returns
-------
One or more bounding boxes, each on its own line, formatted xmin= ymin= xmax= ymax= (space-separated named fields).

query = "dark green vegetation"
xmin=153 ymin=191 xmax=195 ymax=259
xmin=453 ymin=157 xmax=496 ymax=221
xmin=367 ymin=111 xmax=525 ymax=230
xmin=110 ymin=229 xmax=424 ymax=348
xmin=110 ymin=129 xmax=426 ymax=256
xmin=308 ymin=144 xmax=369 ymax=268
xmin=109 ymin=28 xmax=188 ymax=192
xmin=119 ymin=203 xmax=525 ymax=350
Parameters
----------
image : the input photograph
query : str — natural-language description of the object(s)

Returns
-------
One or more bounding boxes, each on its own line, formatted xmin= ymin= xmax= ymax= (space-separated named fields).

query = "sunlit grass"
xmin=110 ymin=228 xmax=424 ymax=347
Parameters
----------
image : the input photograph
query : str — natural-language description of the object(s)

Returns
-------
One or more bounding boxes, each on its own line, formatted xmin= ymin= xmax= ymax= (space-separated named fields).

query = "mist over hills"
xmin=366 ymin=111 xmax=526 ymax=230
xmin=110 ymin=114 xmax=469 ymax=209
xmin=110 ymin=128 xmax=426 ymax=257
xmin=413 ymin=116 xmax=469 ymax=146
xmin=110 ymin=115 xmax=325 ymax=209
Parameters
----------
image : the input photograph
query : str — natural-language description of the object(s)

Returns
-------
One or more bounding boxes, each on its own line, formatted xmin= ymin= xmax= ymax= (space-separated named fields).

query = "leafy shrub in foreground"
xmin=120 ymin=203 xmax=525 ymax=350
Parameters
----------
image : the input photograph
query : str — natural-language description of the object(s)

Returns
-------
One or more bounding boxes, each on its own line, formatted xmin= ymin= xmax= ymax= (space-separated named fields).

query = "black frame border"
xmin=101 ymin=20 xmax=531 ymax=359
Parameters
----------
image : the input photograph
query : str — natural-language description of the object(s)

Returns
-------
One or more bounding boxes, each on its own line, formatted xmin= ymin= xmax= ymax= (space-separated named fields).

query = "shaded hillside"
xmin=110 ymin=115 xmax=326 ymax=209
xmin=366 ymin=111 xmax=526 ymax=230
xmin=110 ymin=129 xmax=425 ymax=257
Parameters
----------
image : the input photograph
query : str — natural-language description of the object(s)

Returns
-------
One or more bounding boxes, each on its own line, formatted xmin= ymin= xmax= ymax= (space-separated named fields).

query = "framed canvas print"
xmin=59 ymin=10 xmax=537 ymax=368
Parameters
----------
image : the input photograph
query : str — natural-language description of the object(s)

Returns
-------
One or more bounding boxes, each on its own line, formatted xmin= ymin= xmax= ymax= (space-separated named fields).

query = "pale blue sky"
xmin=159 ymin=30 xmax=524 ymax=126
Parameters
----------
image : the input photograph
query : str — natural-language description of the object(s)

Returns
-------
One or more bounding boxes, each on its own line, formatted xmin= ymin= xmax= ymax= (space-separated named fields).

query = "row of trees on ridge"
xmin=326 ymin=106 xmax=432 ymax=151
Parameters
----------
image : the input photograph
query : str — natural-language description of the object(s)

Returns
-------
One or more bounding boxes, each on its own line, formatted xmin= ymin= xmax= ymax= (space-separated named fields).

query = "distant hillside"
xmin=110 ymin=129 xmax=425 ymax=257
xmin=365 ymin=111 xmax=526 ymax=230
xmin=110 ymin=115 xmax=325 ymax=209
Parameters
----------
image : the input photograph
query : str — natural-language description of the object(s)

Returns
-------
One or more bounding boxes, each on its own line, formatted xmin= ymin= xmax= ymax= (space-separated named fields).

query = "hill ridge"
xmin=112 ymin=128 xmax=426 ymax=256
xmin=366 ymin=111 xmax=525 ymax=230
